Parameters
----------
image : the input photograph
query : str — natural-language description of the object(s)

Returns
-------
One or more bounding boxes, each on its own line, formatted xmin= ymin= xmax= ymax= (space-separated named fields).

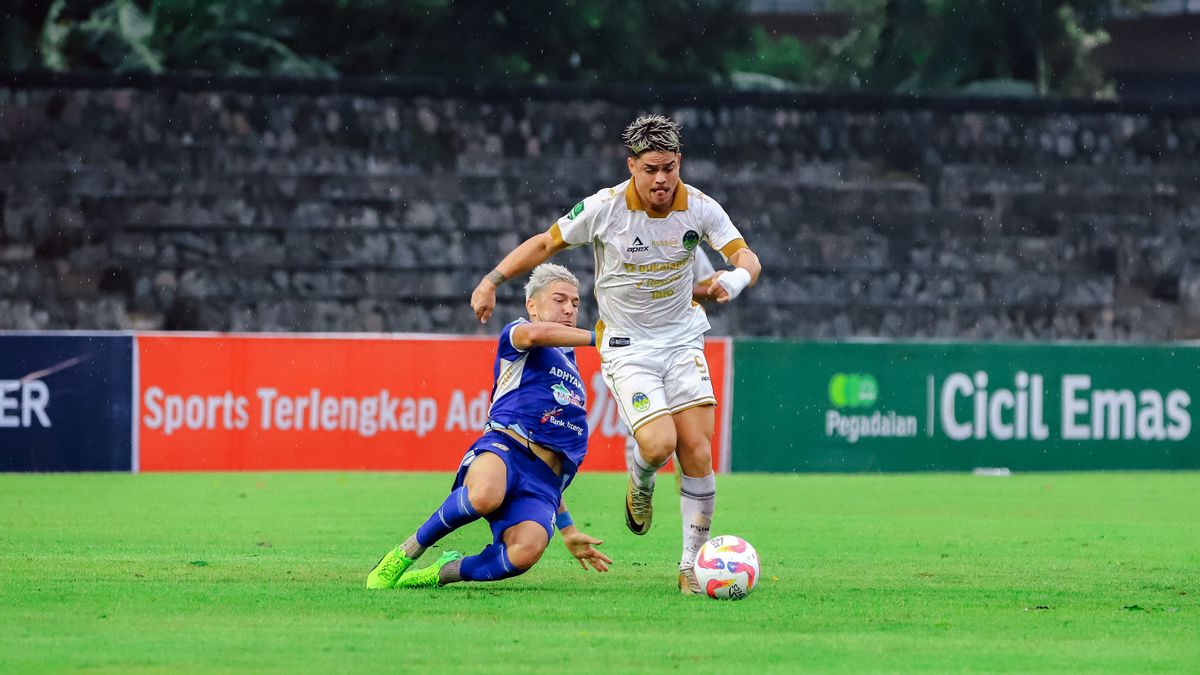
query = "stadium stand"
xmin=2 ymin=73 xmax=1199 ymax=339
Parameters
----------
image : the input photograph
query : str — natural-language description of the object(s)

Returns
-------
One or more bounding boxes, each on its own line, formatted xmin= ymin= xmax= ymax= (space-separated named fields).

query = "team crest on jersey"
xmin=567 ymin=201 xmax=585 ymax=220
xmin=631 ymin=392 xmax=651 ymax=412
xmin=551 ymin=383 xmax=585 ymax=408
xmin=683 ymin=230 xmax=700 ymax=250
xmin=626 ymin=236 xmax=650 ymax=253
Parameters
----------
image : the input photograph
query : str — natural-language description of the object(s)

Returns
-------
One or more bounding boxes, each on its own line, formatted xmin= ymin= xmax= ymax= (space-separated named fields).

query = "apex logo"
xmin=626 ymin=236 xmax=650 ymax=253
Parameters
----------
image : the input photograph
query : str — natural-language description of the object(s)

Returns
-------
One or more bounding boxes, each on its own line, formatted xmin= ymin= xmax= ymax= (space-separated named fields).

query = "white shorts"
xmin=600 ymin=336 xmax=716 ymax=433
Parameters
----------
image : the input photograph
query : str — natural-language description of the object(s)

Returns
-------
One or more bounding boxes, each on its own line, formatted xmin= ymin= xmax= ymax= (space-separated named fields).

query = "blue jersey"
xmin=487 ymin=318 xmax=589 ymax=477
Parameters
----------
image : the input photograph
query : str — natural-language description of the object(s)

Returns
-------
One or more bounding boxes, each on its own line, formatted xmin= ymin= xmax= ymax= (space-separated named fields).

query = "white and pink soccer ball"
xmin=693 ymin=535 xmax=760 ymax=600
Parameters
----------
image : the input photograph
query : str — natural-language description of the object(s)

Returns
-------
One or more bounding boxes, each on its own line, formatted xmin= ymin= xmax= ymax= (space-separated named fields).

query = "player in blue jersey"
xmin=367 ymin=263 xmax=611 ymax=589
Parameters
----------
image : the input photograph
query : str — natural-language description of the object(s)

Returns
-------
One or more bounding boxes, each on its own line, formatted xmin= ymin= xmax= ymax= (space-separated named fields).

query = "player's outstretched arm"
xmin=557 ymin=500 xmax=611 ymax=572
xmin=510 ymin=322 xmax=595 ymax=350
xmin=707 ymin=247 xmax=762 ymax=304
xmin=471 ymin=232 xmax=568 ymax=324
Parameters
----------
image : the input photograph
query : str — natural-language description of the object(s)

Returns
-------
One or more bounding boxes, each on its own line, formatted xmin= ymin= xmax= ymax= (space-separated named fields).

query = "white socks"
xmin=679 ymin=472 xmax=716 ymax=570
xmin=630 ymin=446 xmax=665 ymax=491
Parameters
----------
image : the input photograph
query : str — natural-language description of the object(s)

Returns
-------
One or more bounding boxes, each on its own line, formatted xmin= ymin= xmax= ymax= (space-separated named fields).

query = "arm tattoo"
xmin=485 ymin=269 xmax=507 ymax=286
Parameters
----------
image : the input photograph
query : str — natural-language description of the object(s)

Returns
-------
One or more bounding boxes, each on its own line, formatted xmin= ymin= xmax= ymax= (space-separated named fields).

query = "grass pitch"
xmin=1 ymin=471 xmax=1197 ymax=673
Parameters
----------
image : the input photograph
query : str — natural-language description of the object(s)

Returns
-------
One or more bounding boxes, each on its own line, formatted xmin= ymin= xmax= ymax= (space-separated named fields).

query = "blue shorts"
xmin=452 ymin=431 xmax=565 ymax=542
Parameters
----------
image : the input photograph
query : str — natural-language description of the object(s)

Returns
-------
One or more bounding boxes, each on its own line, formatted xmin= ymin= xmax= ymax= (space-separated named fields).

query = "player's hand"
xmin=471 ymin=279 xmax=497 ymax=324
xmin=706 ymin=271 xmax=732 ymax=304
xmin=691 ymin=281 xmax=717 ymax=303
xmin=563 ymin=530 xmax=612 ymax=572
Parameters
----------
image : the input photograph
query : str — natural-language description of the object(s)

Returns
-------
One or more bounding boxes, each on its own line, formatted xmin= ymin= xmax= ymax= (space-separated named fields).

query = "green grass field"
xmin=1 ymin=471 xmax=1197 ymax=673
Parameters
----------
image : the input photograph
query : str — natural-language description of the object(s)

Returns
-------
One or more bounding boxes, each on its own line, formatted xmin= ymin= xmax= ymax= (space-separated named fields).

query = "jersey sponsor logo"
xmin=490 ymin=442 xmax=509 ymax=452
xmin=551 ymin=382 xmax=585 ymax=408
xmin=636 ymin=272 xmax=684 ymax=290
xmin=548 ymin=366 xmax=583 ymax=389
xmin=683 ymin=230 xmax=700 ymax=251
xmin=623 ymin=260 xmax=686 ymax=273
xmin=541 ymin=407 xmax=563 ymax=423
xmin=652 ymin=237 xmax=679 ymax=247
xmin=608 ymin=337 xmax=631 ymax=348
xmin=631 ymin=392 xmax=651 ymax=412
xmin=544 ymin=412 xmax=585 ymax=436
xmin=567 ymin=201 xmax=585 ymax=220
xmin=626 ymin=236 xmax=650 ymax=253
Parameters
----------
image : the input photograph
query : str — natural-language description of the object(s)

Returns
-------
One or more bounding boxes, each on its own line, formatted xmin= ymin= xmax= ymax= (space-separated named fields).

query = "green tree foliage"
xmin=815 ymin=0 xmax=1124 ymax=97
xmin=725 ymin=25 xmax=818 ymax=89
xmin=2 ymin=0 xmax=754 ymax=84
xmin=0 ymin=0 xmax=1139 ymax=98
xmin=29 ymin=0 xmax=334 ymax=76
xmin=297 ymin=0 xmax=753 ymax=83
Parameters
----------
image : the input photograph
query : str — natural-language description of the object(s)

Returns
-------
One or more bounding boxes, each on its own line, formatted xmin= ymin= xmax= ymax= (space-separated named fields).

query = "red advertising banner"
xmin=137 ymin=333 xmax=729 ymax=472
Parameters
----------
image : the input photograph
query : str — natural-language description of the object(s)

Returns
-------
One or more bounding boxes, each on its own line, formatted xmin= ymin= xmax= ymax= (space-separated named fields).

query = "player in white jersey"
xmin=623 ymin=250 xmax=717 ymax=471
xmin=471 ymin=115 xmax=762 ymax=594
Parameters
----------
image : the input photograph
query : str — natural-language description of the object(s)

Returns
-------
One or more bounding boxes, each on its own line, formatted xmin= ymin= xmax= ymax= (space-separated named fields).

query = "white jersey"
xmin=693 ymin=246 xmax=717 ymax=283
xmin=550 ymin=179 xmax=746 ymax=347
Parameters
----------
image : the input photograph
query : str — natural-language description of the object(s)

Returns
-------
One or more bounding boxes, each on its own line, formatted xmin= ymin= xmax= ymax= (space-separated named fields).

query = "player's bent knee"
xmin=634 ymin=419 xmax=677 ymax=465
xmin=463 ymin=453 xmax=508 ymax=514
xmin=504 ymin=521 xmax=549 ymax=569
xmin=677 ymin=446 xmax=714 ymax=477
xmin=677 ymin=439 xmax=712 ymax=463
xmin=506 ymin=541 xmax=546 ymax=570
xmin=466 ymin=483 xmax=505 ymax=514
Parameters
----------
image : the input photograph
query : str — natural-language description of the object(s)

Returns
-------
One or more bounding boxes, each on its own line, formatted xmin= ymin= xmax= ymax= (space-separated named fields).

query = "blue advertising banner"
xmin=0 ymin=333 xmax=133 ymax=471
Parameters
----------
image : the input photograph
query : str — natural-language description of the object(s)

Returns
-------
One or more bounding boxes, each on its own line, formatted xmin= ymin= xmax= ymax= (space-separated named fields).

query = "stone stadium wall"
xmin=3 ymin=72 xmax=1200 ymax=340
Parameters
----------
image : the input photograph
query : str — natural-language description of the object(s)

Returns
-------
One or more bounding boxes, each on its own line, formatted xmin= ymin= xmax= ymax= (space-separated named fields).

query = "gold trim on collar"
xmin=624 ymin=181 xmax=688 ymax=218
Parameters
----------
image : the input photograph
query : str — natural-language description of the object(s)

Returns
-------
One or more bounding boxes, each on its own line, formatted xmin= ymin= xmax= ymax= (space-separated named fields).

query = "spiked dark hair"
xmin=622 ymin=114 xmax=682 ymax=156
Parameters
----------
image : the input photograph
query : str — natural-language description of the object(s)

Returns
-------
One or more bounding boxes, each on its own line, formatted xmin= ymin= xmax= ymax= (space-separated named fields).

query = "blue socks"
xmin=459 ymin=543 xmax=526 ymax=582
xmin=415 ymin=486 xmax=481 ymax=547
xmin=412 ymin=486 xmax=529 ymax=583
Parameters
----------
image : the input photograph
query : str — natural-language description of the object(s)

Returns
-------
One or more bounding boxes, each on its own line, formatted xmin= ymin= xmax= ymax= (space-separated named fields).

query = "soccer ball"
xmin=693 ymin=535 xmax=760 ymax=600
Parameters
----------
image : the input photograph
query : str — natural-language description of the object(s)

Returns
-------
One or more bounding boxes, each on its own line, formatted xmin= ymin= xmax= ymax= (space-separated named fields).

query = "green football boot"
xmin=365 ymin=547 xmax=416 ymax=589
xmin=395 ymin=550 xmax=463 ymax=589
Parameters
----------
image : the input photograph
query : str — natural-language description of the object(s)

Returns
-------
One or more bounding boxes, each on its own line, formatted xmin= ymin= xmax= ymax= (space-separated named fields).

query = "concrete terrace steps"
xmin=939 ymin=163 xmax=1200 ymax=198
xmin=734 ymin=303 xmax=1176 ymax=341
xmin=748 ymin=269 xmax=1113 ymax=309
xmin=2 ymin=168 xmax=934 ymax=207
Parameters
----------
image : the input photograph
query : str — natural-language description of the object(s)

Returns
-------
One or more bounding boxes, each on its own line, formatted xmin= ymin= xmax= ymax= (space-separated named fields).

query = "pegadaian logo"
xmin=828 ymin=373 xmax=878 ymax=408
xmin=825 ymin=372 xmax=918 ymax=443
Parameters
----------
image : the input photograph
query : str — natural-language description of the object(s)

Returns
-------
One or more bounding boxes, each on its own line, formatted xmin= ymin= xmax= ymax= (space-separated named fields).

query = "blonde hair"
xmin=524 ymin=263 xmax=580 ymax=300
xmin=622 ymin=114 xmax=682 ymax=156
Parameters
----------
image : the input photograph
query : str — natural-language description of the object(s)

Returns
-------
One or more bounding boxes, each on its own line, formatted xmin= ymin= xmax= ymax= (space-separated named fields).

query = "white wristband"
xmin=716 ymin=267 xmax=752 ymax=300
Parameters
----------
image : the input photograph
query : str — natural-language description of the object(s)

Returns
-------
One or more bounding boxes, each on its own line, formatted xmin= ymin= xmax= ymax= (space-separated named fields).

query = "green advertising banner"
xmin=731 ymin=340 xmax=1200 ymax=472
